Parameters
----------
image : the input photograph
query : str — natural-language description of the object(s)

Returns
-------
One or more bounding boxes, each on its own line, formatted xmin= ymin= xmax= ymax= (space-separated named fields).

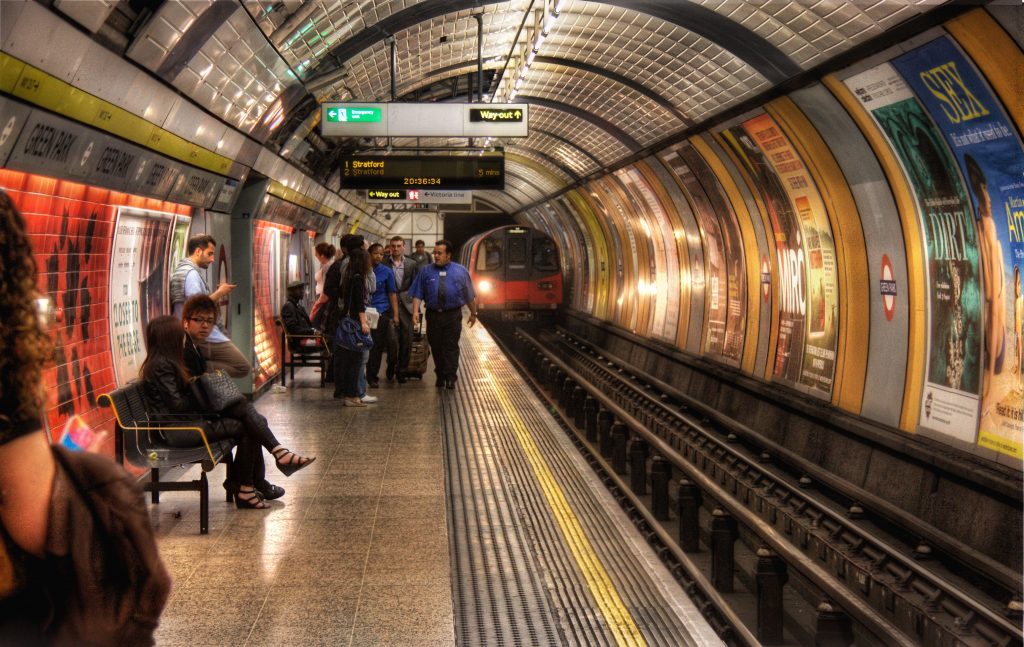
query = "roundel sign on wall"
xmin=760 ymin=254 xmax=771 ymax=302
xmin=880 ymin=254 xmax=896 ymax=321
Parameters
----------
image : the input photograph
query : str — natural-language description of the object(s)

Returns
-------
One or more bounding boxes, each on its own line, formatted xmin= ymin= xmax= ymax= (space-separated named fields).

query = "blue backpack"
xmin=334 ymin=316 xmax=373 ymax=351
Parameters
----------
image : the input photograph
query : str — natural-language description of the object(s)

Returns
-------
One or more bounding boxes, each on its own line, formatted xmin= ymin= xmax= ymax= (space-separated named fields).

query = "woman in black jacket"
xmin=332 ymin=248 xmax=372 ymax=407
xmin=140 ymin=315 xmax=313 ymax=508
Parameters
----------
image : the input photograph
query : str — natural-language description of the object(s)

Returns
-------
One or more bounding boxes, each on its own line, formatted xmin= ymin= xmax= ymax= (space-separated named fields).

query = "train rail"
xmin=501 ymin=325 xmax=1023 ymax=647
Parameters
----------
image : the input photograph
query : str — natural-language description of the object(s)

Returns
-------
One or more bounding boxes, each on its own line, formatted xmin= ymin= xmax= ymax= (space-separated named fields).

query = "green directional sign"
xmin=325 ymin=106 xmax=383 ymax=123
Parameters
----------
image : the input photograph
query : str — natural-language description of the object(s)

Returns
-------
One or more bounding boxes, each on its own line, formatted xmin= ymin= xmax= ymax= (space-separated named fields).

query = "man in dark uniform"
xmin=410 ymin=239 xmax=477 ymax=389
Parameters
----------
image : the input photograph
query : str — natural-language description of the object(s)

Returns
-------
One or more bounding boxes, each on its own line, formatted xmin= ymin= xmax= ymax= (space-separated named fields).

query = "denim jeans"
xmin=358 ymin=349 xmax=369 ymax=396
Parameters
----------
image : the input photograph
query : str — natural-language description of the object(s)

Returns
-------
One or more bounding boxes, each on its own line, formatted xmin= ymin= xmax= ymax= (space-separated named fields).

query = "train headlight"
xmin=538 ymin=281 xmax=553 ymax=290
xmin=478 ymin=280 xmax=493 ymax=294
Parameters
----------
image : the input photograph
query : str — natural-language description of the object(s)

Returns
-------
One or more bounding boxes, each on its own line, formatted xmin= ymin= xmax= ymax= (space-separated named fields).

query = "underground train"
xmin=460 ymin=225 xmax=563 ymax=319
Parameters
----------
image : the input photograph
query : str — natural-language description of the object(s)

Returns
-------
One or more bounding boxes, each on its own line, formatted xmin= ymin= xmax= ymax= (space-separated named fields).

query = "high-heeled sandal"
xmin=235 ymin=488 xmax=268 ymax=509
xmin=227 ymin=479 xmax=285 ymax=501
xmin=272 ymin=448 xmax=315 ymax=476
xmin=257 ymin=480 xmax=286 ymax=500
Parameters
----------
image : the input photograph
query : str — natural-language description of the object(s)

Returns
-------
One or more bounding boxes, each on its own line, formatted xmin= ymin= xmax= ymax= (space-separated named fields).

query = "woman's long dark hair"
xmin=0 ymin=191 xmax=52 ymax=430
xmin=341 ymin=247 xmax=371 ymax=304
xmin=140 ymin=315 xmax=189 ymax=386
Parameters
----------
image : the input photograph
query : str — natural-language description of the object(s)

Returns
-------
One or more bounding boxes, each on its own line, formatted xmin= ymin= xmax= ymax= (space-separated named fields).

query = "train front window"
xmin=507 ymin=237 xmax=527 ymax=269
xmin=478 ymin=237 xmax=502 ymax=271
xmin=533 ymin=239 xmax=557 ymax=272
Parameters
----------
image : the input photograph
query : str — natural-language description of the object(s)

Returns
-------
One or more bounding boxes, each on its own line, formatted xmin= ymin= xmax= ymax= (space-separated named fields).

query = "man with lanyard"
xmin=410 ymin=239 xmax=477 ymax=389
xmin=366 ymin=244 xmax=399 ymax=388
xmin=169 ymin=234 xmax=250 ymax=377
xmin=383 ymin=236 xmax=420 ymax=383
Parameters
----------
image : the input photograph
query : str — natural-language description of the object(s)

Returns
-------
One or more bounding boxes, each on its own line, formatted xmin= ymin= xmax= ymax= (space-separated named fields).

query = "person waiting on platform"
xmin=410 ymin=239 xmax=430 ymax=266
xmin=383 ymin=235 xmax=421 ymax=382
xmin=366 ymin=243 xmax=399 ymax=388
xmin=169 ymin=234 xmax=251 ymax=377
xmin=330 ymin=247 xmax=373 ymax=406
xmin=410 ymin=239 xmax=478 ymax=390
xmin=310 ymin=243 xmax=336 ymax=328
xmin=323 ymin=235 xmax=377 ymax=403
xmin=280 ymin=280 xmax=320 ymax=351
xmin=143 ymin=303 xmax=314 ymax=508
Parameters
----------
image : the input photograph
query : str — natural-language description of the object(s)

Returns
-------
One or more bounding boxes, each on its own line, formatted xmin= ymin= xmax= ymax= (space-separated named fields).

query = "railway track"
xmin=498 ymin=325 xmax=1023 ymax=647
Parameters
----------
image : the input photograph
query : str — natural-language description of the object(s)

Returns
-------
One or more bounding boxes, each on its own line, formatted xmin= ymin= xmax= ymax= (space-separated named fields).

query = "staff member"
xmin=410 ymin=239 xmax=477 ymax=389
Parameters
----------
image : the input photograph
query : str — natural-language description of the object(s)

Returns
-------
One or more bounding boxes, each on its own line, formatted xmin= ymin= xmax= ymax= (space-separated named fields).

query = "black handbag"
xmin=334 ymin=316 xmax=374 ymax=351
xmin=192 ymin=371 xmax=245 ymax=412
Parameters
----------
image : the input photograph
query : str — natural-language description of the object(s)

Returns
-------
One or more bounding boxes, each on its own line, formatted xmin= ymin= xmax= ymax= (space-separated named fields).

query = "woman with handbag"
xmin=332 ymin=247 xmax=373 ymax=407
xmin=141 ymin=314 xmax=314 ymax=509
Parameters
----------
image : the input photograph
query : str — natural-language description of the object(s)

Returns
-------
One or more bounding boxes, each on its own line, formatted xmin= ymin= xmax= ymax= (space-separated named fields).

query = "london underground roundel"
xmin=761 ymin=255 xmax=771 ymax=302
xmin=880 ymin=254 xmax=896 ymax=321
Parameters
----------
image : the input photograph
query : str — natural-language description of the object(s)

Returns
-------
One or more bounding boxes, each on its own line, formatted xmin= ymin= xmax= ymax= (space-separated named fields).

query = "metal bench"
xmin=98 ymin=383 xmax=235 ymax=534
xmin=275 ymin=317 xmax=330 ymax=387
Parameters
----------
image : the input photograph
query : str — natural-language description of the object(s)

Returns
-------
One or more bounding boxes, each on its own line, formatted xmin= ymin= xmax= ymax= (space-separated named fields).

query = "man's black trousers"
xmin=425 ymin=308 xmax=463 ymax=381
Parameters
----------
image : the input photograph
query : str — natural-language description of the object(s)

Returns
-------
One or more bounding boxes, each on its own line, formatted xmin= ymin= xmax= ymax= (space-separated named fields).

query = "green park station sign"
xmin=325 ymin=106 xmax=382 ymax=123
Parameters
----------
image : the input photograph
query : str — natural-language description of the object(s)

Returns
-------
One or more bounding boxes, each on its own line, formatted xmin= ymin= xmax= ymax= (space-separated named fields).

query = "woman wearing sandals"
xmin=141 ymin=306 xmax=314 ymax=509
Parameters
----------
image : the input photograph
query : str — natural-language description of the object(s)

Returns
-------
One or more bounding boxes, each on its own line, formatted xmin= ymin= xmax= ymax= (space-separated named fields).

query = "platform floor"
xmin=150 ymin=324 xmax=721 ymax=646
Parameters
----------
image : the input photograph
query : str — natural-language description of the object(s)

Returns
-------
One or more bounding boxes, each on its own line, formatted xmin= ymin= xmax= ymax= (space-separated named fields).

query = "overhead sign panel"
xmin=469 ymin=107 xmax=523 ymax=122
xmin=340 ymin=155 xmax=504 ymax=190
xmin=322 ymin=103 xmax=528 ymax=138
xmin=366 ymin=189 xmax=472 ymax=204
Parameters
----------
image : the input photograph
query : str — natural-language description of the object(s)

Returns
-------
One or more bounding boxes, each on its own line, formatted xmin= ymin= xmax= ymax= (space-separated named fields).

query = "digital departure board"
xmin=339 ymin=155 xmax=504 ymax=190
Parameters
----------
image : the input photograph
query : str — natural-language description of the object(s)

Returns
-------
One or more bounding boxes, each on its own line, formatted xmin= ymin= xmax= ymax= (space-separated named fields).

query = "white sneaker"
xmin=343 ymin=397 xmax=366 ymax=407
xmin=361 ymin=395 xmax=379 ymax=404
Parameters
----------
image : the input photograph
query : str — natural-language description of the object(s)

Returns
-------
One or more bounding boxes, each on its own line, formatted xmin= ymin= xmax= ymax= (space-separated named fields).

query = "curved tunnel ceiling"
xmin=224 ymin=0 xmax=945 ymax=213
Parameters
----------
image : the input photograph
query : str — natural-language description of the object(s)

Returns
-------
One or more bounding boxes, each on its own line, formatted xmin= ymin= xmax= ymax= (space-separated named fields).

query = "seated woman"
xmin=141 ymin=312 xmax=313 ymax=509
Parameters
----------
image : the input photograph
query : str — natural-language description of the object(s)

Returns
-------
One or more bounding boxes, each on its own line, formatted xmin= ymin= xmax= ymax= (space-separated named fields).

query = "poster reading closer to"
xmin=109 ymin=206 xmax=174 ymax=384
xmin=893 ymin=36 xmax=1024 ymax=458
xmin=844 ymin=62 xmax=983 ymax=443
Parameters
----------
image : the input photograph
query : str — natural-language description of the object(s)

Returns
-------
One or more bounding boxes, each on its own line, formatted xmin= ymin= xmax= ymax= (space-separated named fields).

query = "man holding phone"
xmin=169 ymin=234 xmax=251 ymax=377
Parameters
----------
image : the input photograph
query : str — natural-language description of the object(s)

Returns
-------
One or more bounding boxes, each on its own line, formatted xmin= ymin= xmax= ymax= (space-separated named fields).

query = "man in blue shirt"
xmin=366 ymin=243 xmax=399 ymax=388
xmin=410 ymin=239 xmax=477 ymax=389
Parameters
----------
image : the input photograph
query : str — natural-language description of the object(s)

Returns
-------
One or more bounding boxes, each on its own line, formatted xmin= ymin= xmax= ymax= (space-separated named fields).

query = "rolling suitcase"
xmin=404 ymin=320 xmax=430 ymax=379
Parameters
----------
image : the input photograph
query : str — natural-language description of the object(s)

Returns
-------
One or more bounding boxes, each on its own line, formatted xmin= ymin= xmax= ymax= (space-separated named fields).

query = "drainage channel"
xmin=510 ymin=326 xmax=1022 ymax=647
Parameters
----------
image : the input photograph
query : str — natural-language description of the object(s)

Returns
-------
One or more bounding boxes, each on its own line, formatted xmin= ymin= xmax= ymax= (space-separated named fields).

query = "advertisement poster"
xmin=252 ymin=222 xmax=285 ymax=389
xmin=661 ymin=149 xmax=730 ymax=356
xmin=617 ymin=168 xmax=680 ymax=342
xmin=844 ymin=62 xmax=982 ymax=442
xmin=678 ymin=143 xmax=747 ymax=362
xmin=893 ymin=37 xmax=1024 ymax=458
xmin=742 ymin=115 xmax=838 ymax=394
xmin=723 ymin=122 xmax=820 ymax=388
xmin=167 ymin=214 xmax=191 ymax=296
xmin=108 ymin=207 xmax=174 ymax=384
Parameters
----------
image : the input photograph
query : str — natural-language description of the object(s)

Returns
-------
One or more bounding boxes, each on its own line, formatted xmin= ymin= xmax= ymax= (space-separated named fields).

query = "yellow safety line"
xmin=482 ymin=366 xmax=647 ymax=647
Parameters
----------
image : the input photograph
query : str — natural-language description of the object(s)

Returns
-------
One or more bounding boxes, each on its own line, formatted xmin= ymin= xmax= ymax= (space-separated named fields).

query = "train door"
xmin=504 ymin=228 xmax=531 ymax=308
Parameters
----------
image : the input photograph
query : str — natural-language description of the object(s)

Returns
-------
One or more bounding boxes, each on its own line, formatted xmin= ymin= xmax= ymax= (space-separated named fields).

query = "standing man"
xmin=383 ymin=236 xmax=420 ymax=383
xmin=410 ymin=239 xmax=477 ymax=389
xmin=410 ymin=239 xmax=430 ymax=266
xmin=366 ymin=243 xmax=399 ymax=388
xmin=169 ymin=234 xmax=251 ymax=377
